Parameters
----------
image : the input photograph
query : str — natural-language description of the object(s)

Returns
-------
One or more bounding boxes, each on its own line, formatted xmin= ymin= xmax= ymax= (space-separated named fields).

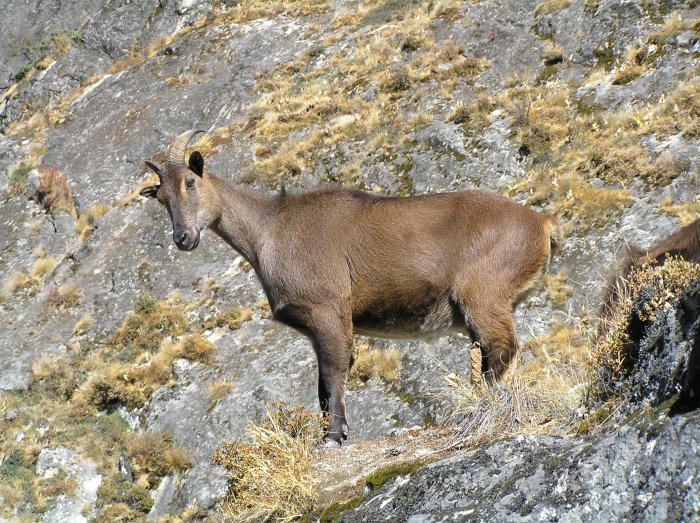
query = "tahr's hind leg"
xmin=458 ymin=296 xmax=519 ymax=382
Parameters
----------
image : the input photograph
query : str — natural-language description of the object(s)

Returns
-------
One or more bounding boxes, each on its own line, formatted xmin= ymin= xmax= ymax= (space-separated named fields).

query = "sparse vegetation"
xmin=543 ymin=44 xmax=564 ymax=66
xmin=75 ymin=204 xmax=109 ymax=241
xmin=128 ymin=431 xmax=193 ymax=485
xmin=350 ymin=341 xmax=402 ymax=384
xmin=445 ymin=319 xmax=590 ymax=445
xmin=543 ymin=271 xmax=574 ymax=306
xmin=213 ymin=402 xmax=324 ymax=522
xmin=44 ymin=283 xmax=82 ymax=310
xmin=220 ymin=0 xmax=331 ymax=23
xmin=73 ymin=314 xmax=93 ymax=334
xmin=0 ymin=287 xmax=228 ymax=518
xmin=5 ymin=256 xmax=58 ymax=295
xmin=2 ymin=0 xmax=700 ymax=520
xmin=8 ymin=163 xmax=34 ymax=193
xmin=648 ymin=14 xmax=698 ymax=45
xmin=202 ymin=306 xmax=253 ymax=330
xmin=659 ymin=198 xmax=700 ymax=226
xmin=208 ymin=381 xmax=236 ymax=408
xmin=243 ymin=1 xmax=489 ymax=187
xmin=179 ymin=334 xmax=218 ymax=364
xmin=30 ymin=167 xmax=77 ymax=218
xmin=535 ymin=0 xmax=572 ymax=16
xmin=593 ymin=257 xmax=700 ymax=399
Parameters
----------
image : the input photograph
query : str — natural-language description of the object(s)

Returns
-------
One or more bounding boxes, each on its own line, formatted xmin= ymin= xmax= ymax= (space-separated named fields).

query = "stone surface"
xmin=1 ymin=0 xmax=699 ymax=519
xmin=36 ymin=446 xmax=102 ymax=523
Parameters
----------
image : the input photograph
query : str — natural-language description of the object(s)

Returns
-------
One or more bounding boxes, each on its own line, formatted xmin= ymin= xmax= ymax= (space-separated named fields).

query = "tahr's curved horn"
xmin=166 ymin=129 xmax=205 ymax=168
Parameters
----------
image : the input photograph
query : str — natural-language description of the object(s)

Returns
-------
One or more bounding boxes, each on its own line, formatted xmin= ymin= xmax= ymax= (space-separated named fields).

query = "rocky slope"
xmin=0 ymin=0 xmax=698 ymax=521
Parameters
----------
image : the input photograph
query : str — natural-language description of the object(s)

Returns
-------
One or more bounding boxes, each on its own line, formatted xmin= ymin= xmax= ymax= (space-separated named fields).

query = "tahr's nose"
xmin=174 ymin=230 xmax=190 ymax=249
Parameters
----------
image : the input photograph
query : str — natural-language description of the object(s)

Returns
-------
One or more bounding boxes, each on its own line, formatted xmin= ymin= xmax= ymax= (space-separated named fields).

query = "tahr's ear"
xmin=189 ymin=151 xmax=204 ymax=177
xmin=145 ymin=161 xmax=163 ymax=178
xmin=139 ymin=185 xmax=159 ymax=199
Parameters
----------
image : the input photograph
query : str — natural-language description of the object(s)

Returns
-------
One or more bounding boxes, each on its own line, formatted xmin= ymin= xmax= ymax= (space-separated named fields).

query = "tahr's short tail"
xmin=542 ymin=216 xmax=563 ymax=272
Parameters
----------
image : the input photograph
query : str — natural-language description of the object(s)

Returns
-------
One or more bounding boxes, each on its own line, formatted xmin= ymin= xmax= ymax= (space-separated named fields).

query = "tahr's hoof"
xmin=322 ymin=422 xmax=349 ymax=447
xmin=322 ymin=438 xmax=342 ymax=448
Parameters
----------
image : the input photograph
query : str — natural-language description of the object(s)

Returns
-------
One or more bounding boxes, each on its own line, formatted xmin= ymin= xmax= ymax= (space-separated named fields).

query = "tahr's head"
xmin=140 ymin=130 xmax=218 ymax=251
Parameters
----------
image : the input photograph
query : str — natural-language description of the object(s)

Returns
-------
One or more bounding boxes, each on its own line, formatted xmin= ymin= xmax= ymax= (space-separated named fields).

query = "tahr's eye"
xmin=186 ymin=178 xmax=196 ymax=190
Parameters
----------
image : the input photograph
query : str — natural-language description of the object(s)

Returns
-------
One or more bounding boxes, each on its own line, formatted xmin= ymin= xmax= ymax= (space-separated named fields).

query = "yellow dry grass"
xmin=213 ymin=402 xmax=324 ymax=522
xmin=543 ymin=271 xmax=574 ymax=306
xmin=179 ymin=334 xmax=219 ymax=364
xmin=593 ymin=257 xmax=700 ymax=399
xmin=350 ymin=341 xmax=402 ymax=384
xmin=500 ymin=77 xmax=700 ymax=230
xmin=44 ymin=283 xmax=83 ymax=310
xmin=443 ymin=320 xmax=591 ymax=445
xmin=648 ymin=14 xmax=698 ymax=44
xmin=535 ymin=0 xmax=572 ymax=16
xmin=658 ymin=198 xmax=700 ymax=226
xmin=76 ymin=204 xmax=109 ymax=241
xmin=244 ymin=2 xmax=489 ymax=186
xmin=5 ymin=257 xmax=58 ymax=294
xmin=73 ymin=314 xmax=93 ymax=334
xmin=220 ymin=0 xmax=330 ymax=23
xmin=127 ymin=431 xmax=193 ymax=488
xmin=209 ymin=381 xmax=236 ymax=408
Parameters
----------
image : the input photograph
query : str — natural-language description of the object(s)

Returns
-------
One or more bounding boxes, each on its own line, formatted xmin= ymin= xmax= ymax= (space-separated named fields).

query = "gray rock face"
xmin=36 ymin=446 xmax=102 ymax=523
xmin=1 ymin=0 xmax=699 ymax=519
xmin=341 ymin=278 xmax=700 ymax=522
xmin=342 ymin=411 xmax=700 ymax=522
xmin=608 ymin=279 xmax=700 ymax=417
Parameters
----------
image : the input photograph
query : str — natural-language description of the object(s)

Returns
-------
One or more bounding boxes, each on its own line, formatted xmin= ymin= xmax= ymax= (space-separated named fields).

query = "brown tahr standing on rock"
xmin=141 ymin=130 xmax=561 ymax=443
xmin=600 ymin=218 xmax=700 ymax=318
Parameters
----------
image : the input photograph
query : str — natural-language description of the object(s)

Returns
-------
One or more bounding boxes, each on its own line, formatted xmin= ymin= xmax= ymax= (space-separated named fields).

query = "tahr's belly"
xmin=353 ymin=295 xmax=465 ymax=341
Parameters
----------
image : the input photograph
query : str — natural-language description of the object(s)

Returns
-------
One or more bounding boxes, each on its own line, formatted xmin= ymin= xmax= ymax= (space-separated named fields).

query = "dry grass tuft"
xmin=45 ymin=283 xmax=82 ymax=310
xmin=31 ymin=356 xmax=77 ymax=400
xmin=108 ymin=294 xmax=188 ymax=354
xmin=430 ymin=0 xmax=463 ymax=20
xmin=648 ymin=14 xmax=696 ymax=45
xmin=31 ymin=257 xmax=57 ymax=280
xmin=212 ymin=402 xmax=324 ymax=522
xmin=658 ymin=198 xmax=700 ymax=227
xmin=543 ymin=45 xmax=564 ymax=66
xmin=350 ymin=341 xmax=402 ymax=384
xmin=76 ymin=204 xmax=109 ymax=241
xmin=221 ymin=0 xmax=330 ymax=23
xmin=444 ymin=363 xmax=583 ymax=445
xmin=128 ymin=432 xmax=192 ymax=488
xmin=544 ymin=271 xmax=574 ymax=306
xmin=593 ymin=256 xmax=700 ymax=398
xmin=534 ymin=0 xmax=572 ymax=16
xmin=7 ymin=162 xmax=34 ymax=193
xmin=154 ymin=504 xmax=211 ymax=523
xmin=202 ymin=306 xmax=254 ymax=330
xmin=73 ymin=314 xmax=93 ymax=334
xmin=442 ymin=316 xmax=591 ymax=446
xmin=179 ymin=334 xmax=218 ymax=364
xmin=5 ymin=257 xmax=58 ymax=294
xmin=446 ymin=94 xmax=496 ymax=135
xmin=72 ymin=357 xmax=172 ymax=412
xmin=30 ymin=167 xmax=77 ymax=218
xmin=209 ymin=381 xmax=236 ymax=408
xmin=612 ymin=47 xmax=647 ymax=85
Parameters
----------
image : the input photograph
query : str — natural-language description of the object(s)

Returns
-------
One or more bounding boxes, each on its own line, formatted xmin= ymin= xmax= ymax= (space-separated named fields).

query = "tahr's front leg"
xmin=310 ymin=308 xmax=353 ymax=444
